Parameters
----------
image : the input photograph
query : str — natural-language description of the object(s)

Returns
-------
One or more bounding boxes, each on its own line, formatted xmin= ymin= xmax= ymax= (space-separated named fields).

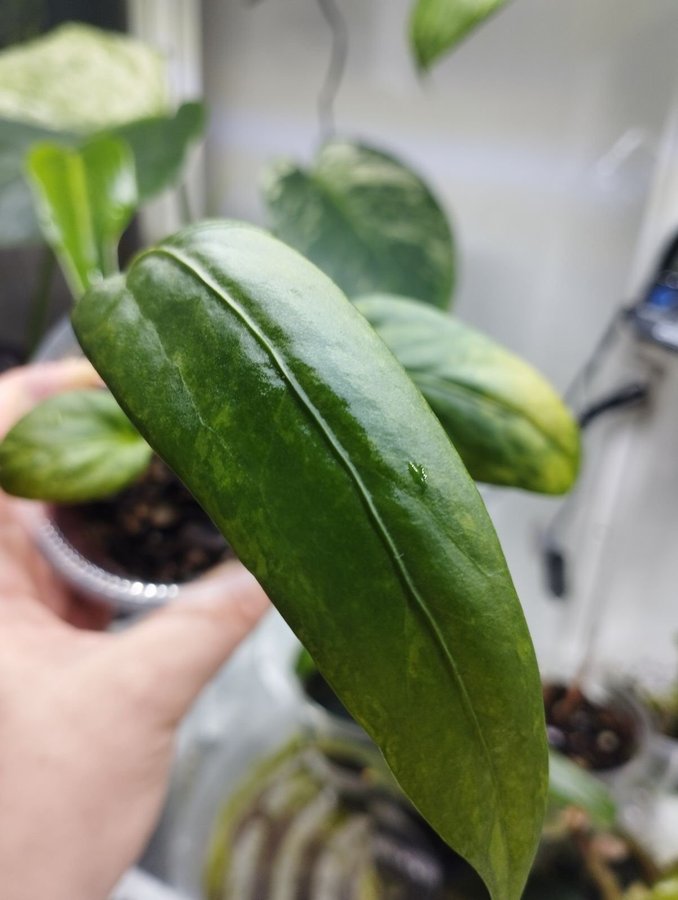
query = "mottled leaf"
xmin=263 ymin=140 xmax=454 ymax=308
xmin=73 ymin=220 xmax=547 ymax=899
xmin=355 ymin=294 xmax=580 ymax=494
xmin=0 ymin=23 xmax=167 ymax=132
xmin=0 ymin=388 xmax=151 ymax=502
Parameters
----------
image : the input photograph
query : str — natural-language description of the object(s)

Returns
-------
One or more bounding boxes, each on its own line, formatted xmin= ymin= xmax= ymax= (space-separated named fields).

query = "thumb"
xmin=109 ymin=561 xmax=271 ymax=727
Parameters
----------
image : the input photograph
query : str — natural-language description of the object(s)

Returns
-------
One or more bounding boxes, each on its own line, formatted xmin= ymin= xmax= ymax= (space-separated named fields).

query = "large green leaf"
xmin=410 ymin=0 xmax=509 ymax=71
xmin=263 ymin=140 xmax=455 ymax=309
xmin=0 ymin=388 xmax=151 ymax=502
xmin=0 ymin=22 xmax=167 ymax=132
xmin=355 ymin=294 xmax=580 ymax=494
xmin=26 ymin=136 xmax=138 ymax=297
xmin=72 ymin=220 xmax=547 ymax=899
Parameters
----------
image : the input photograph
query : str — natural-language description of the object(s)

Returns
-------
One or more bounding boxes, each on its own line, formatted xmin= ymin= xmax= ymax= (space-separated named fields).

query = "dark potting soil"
xmin=52 ymin=455 xmax=234 ymax=584
xmin=543 ymin=682 xmax=639 ymax=771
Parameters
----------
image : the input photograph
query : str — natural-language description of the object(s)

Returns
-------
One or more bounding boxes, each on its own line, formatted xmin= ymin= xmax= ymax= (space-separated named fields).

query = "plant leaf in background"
xmin=26 ymin=136 xmax=138 ymax=298
xmin=547 ymin=751 xmax=616 ymax=829
xmin=0 ymin=26 xmax=205 ymax=247
xmin=0 ymin=389 xmax=151 ymax=502
xmin=355 ymin=294 xmax=580 ymax=494
xmin=0 ymin=118 xmax=75 ymax=246
xmin=73 ymin=220 xmax=548 ymax=900
xmin=0 ymin=23 xmax=167 ymax=132
xmin=410 ymin=0 xmax=508 ymax=71
xmin=648 ymin=879 xmax=678 ymax=900
xmin=263 ymin=140 xmax=455 ymax=309
xmin=113 ymin=102 xmax=206 ymax=203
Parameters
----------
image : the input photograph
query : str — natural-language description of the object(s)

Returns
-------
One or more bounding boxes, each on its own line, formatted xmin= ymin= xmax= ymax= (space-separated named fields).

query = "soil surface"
xmin=53 ymin=455 xmax=234 ymax=583
xmin=543 ymin=682 xmax=639 ymax=771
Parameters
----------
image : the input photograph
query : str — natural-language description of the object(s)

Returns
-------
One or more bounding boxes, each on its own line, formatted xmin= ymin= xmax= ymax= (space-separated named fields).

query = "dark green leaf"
xmin=355 ymin=294 xmax=580 ymax=494
xmin=547 ymin=751 xmax=616 ymax=828
xmin=263 ymin=140 xmax=455 ymax=308
xmin=0 ymin=388 xmax=151 ymax=502
xmin=26 ymin=136 xmax=138 ymax=297
xmin=410 ymin=0 xmax=508 ymax=71
xmin=72 ymin=220 xmax=547 ymax=899
xmin=0 ymin=23 xmax=167 ymax=132
xmin=112 ymin=102 xmax=206 ymax=201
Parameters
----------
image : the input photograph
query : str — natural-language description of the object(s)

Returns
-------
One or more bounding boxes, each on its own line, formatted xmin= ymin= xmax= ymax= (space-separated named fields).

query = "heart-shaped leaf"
xmin=0 ymin=388 xmax=151 ymax=502
xmin=72 ymin=220 xmax=547 ymax=899
xmin=263 ymin=140 xmax=455 ymax=308
xmin=355 ymin=294 xmax=580 ymax=494
xmin=26 ymin=136 xmax=138 ymax=297
xmin=410 ymin=0 xmax=509 ymax=71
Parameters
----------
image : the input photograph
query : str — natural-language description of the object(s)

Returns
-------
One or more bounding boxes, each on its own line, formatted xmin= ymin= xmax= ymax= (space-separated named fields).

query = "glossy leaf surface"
xmin=73 ymin=220 xmax=547 ymax=899
xmin=263 ymin=140 xmax=455 ymax=308
xmin=410 ymin=0 xmax=508 ymax=71
xmin=355 ymin=294 xmax=580 ymax=494
xmin=26 ymin=136 xmax=137 ymax=297
xmin=0 ymin=23 xmax=167 ymax=132
xmin=0 ymin=389 xmax=151 ymax=502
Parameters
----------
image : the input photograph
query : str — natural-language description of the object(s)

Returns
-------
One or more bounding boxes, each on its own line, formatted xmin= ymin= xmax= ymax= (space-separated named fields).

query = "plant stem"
xmin=316 ymin=0 xmax=348 ymax=144
xmin=178 ymin=182 xmax=193 ymax=226
xmin=25 ymin=246 xmax=56 ymax=359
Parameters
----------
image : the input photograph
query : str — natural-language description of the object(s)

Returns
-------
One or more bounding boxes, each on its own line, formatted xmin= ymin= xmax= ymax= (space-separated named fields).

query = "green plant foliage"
xmin=355 ymin=294 xmax=580 ymax=494
xmin=547 ymin=751 xmax=616 ymax=829
xmin=0 ymin=118 xmax=75 ymax=246
xmin=649 ymin=879 xmax=678 ymax=900
xmin=410 ymin=0 xmax=508 ymax=71
xmin=0 ymin=22 xmax=167 ymax=132
xmin=263 ymin=140 xmax=455 ymax=309
xmin=72 ymin=219 xmax=548 ymax=900
xmin=113 ymin=102 xmax=206 ymax=203
xmin=0 ymin=388 xmax=151 ymax=502
xmin=0 ymin=104 xmax=205 ymax=248
xmin=26 ymin=136 xmax=138 ymax=297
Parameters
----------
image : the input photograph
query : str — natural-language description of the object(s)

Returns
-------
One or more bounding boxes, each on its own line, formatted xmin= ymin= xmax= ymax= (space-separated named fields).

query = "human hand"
xmin=0 ymin=361 xmax=271 ymax=900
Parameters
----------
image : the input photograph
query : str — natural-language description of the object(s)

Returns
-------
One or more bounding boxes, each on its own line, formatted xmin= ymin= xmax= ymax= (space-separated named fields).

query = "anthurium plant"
xmin=0 ymin=134 xmax=562 ymax=900
xmin=0 ymin=13 xmax=580 ymax=900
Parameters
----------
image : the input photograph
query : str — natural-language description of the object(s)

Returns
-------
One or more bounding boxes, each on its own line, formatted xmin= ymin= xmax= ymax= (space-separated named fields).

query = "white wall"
xmin=200 ymin=0 xmax=678 ymax=672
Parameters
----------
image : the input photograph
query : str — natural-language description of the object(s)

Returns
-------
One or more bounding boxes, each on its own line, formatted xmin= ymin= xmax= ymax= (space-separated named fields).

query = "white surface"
xmin=112 ymin=868 xmax=190 ymax=900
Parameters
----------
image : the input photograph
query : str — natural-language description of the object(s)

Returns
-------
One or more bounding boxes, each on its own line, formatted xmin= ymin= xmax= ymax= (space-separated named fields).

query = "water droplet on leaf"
xmin=407 ymin=461 xmax=428 ymax=489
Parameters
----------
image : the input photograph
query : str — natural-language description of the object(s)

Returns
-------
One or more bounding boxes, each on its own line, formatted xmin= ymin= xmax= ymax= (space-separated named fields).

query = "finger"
xmin=107 ymin=561 xmax=271 ymax=726
xmin=0 ymin=359 xmax=101 ymax=438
